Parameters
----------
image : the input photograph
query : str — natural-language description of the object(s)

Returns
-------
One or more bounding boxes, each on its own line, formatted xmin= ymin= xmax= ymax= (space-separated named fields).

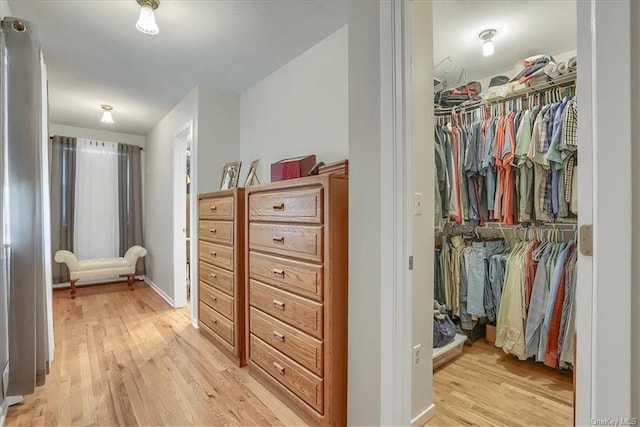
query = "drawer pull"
xmin=272 ymin=268 xmax=285 ymax=278
xmin=211 ymin=296 xmax=218 ymax=303
xmin=210 ymin=205 xmax=217 ymax=211
xmin=211 ymin=318 xmax=218 ymax=325
xmin=273 ymin=362 xmax=286 ymax=375
xmin=210 ymin=273 xmax=217 ymax=279
xmin=273 ymin=331 xmax=285 ymax=342
xmin=272 ymin=203 xmax=285 ymax=211
xmin=273 ymin=299 xmax=285 ymax=310
xmin=209 ymin=228 xmax=217 ymax=233
xmin=210 ymin=252 xmax=217 ymax=257
xmin=272 ymin=236 xmax=285 ymax=244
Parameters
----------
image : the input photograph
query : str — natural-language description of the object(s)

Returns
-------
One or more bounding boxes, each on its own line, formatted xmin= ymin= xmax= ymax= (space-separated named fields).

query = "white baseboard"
xmin=143 ymin=276 xmax=175 ymax=307
xmin=192 ymin=318 xmax=199 ymax=329
xmin=411 ymin=403 xmax=436 ymax=426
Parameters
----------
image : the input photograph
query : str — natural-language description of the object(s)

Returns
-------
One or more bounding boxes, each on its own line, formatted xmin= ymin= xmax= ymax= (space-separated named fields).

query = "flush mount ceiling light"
xmin=479 ymin=29 xmax=497 ymax=57
xmin=136 ymin=0 xmax=160 ymax=35
xmin=100 ymin=105 xmax=114 ymax=124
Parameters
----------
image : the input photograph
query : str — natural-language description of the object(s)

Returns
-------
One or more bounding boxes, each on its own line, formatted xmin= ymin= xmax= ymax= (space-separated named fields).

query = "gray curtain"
xmin=118 ymin=144 xmax=145 ymax=275
xmin=50 ymin=135 xmax=76 ymax=284
xmin=4 ymin=16 xmax=48 ymax=396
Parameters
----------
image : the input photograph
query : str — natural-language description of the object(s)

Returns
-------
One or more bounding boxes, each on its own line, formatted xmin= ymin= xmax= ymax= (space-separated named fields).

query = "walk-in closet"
xmin=430 ymin=1 xmax=578 ymax=425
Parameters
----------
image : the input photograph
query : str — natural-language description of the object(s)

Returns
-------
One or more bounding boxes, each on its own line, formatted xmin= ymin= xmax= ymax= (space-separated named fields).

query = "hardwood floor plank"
xmin=6 ymin=282 xmax=305 ymax=427
xmin=428 ymin=340 xmax=573 ymax=427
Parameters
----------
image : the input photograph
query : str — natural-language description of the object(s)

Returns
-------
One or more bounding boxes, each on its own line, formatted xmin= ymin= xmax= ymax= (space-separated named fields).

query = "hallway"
xmin=6 ymin=282 xmax=305 ymax=426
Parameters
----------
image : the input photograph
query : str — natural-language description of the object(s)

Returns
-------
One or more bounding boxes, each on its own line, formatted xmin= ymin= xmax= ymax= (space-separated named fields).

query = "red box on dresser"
xmin=270 ymin=155 xmax=316 ymax=182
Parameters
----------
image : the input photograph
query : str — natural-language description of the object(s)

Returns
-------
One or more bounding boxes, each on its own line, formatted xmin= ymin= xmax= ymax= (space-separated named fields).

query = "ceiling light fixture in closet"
xmin=136 ymin=0 xmax=160 ymax=35
xmin=100 ymin=105 xmax=114 ymax=124
xmin=479 ymin=29 xmax=497 ymax=57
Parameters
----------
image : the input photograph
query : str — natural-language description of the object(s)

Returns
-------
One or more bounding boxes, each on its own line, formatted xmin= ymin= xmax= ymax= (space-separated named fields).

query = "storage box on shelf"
xmin=245 ymin=174 xmax=348 ymax=426
xmin=197 ymin=188 xmax=246 ymax=366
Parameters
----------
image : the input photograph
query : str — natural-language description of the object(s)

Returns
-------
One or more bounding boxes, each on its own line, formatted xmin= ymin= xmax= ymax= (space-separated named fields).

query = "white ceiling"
xmin=9 ymin=0 xmax=576 ymax=136
xmin=433 ymin=0 xmax=576 ymax=89
xmin=9 ymin=0 xmax=348 ymax=135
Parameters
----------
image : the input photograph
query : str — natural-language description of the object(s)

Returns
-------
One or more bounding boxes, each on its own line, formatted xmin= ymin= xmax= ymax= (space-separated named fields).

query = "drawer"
xmin=199 ymin=220 xmax=233 ymax=245
xmin=199 ymin=261 xmax=234 ymax=296
xmin=199 ymin=301 xmax=234 ymax=345
xmin=199 ymin=196 xmax=234 ymax=220
xmin=199 ymin=241 xmax=234 ymax=271
xmin=250 ymin=335 xmax=323 ymax=413
xmin=200 ymin=282 xmax=234 ymax=321
xmin=249 ymin=187 xmax=323 ymax=224
xmin=250 ymin=280 xmax=323 ymax=339
xmin=249 ymin=223 xmax=323 ymax=263
xmin=249 ymin=252 xmax=323 ymax=301
xmin=250 ymin=307 xmax=323 ymax=376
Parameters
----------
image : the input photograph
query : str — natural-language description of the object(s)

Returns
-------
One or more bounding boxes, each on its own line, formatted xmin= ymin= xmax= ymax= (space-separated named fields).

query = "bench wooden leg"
xmin=127 ymin=274 xmax=135 ymax=291
xmin=70 ymin=279 xmax=78 ymax=299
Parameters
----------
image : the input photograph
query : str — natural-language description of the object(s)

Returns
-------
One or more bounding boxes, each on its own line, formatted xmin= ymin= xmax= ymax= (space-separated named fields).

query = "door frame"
xmin=385 ymin=0 xmax=635 ymax=424
xmin=576 ymin=0 xmax=633 ymax=422
xmin=172 ymin=120 xmax=195 ymax=310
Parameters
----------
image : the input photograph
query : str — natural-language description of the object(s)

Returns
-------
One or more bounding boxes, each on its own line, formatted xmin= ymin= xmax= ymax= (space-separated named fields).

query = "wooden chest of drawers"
xmin=245 ymin=175 xmax=348 ymax=426
xmin=198 ymin=189 xmax=246 ymax=366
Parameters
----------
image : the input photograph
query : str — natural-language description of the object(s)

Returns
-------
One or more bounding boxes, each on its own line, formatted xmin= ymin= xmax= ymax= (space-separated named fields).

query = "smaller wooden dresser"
xmin=198 ymin=188 xmax=246 ymax=366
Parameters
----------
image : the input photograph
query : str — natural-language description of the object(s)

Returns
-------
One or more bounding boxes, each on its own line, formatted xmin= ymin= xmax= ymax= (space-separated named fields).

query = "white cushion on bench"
xmin=54 ymin=246 xmax=147 ymax=281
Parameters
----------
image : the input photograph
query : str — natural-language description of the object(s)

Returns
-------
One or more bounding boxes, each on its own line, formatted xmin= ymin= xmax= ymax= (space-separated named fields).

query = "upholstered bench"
xmin=54 ymin=246 xmax=147 ymax=298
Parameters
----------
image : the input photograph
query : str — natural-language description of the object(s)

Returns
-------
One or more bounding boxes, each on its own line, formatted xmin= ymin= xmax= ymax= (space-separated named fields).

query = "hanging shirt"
xmin=559 ymin=98 xmax=578 ymax=204
xmin=546 ymin=97 xmax=571 ymax=215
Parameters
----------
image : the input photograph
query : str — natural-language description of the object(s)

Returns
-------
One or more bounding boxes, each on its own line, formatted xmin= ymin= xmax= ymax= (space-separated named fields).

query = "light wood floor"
xmin=6 ymin=282 xmax=573 ymax=427
xmin=6 ymin=281 xmax=306 ymax=426
xmin=428 ymin=339 xmax=574 ymax=426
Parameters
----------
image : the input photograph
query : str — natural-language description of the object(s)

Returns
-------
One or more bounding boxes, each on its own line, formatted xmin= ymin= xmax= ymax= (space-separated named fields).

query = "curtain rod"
xmin=49 ymin=135 xmax=144 ymax=150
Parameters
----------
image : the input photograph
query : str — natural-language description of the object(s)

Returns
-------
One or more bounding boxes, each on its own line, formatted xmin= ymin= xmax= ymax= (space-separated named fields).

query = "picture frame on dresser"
xmin=220 ymin=161 xmax=241 ymax=190
xmin=244 ymin=174 xmax=349 ymax=426
xmin=244 ymin=159 xmax=261 ymax=187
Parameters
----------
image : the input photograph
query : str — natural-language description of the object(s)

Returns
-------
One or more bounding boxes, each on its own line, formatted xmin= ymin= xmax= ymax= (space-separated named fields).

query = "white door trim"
xmin=379 ymin=0 xmax=413 ymax=424
xmin=172 ymin=120 xmax=193 ymax=310
xmin=189 ymin=118 xmax=199 ymax=328
xmin=580 ymin=0 xmax=633 ymax=421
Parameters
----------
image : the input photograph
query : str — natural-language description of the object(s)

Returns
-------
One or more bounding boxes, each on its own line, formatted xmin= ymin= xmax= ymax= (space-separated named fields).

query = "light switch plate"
xmin=413 ymin=193 xmax=423 ymax=216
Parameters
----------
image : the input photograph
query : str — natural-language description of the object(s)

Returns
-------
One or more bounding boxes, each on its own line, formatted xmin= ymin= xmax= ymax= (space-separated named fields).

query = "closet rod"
xmin=435 ymin=71 xmax=577 ymax=116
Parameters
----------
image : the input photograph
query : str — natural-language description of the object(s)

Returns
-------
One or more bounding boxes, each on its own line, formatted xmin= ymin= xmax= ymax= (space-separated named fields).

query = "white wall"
xmin=631 ymin=1 xmax=640 ymax=417
xmin=49 ymin=123 xmax=146 ymax=148
xmin=347 ymin=3 xmax=382 ymax=424
xmin=0 ymin=0 xmax=11 ymax=18
xmin=144 ymin=88 xmax=198 ymax=303
xmin=411 ymin=1 xmax=434 ymax=423
xmin=143 ymin=85 xmax=240 ymax=305
xmin=197 ymin=86 xmax=240 ymax=193
xmin=239 ymin=26 xmax=348 ymax=184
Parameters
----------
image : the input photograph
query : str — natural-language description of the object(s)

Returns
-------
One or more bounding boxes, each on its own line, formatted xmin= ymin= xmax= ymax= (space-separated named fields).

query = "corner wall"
xmin=239 ymin=26 xmax=348 ymax=184
xmin=347 ymin=3 xmax=382 ymax=424
xmin=410 ymin=0 xmax=435 ymax=423
xmin=144 ymin=88 xmax=198 ymax=304
xmin=197 ymin=86 xmax=240 ymax=193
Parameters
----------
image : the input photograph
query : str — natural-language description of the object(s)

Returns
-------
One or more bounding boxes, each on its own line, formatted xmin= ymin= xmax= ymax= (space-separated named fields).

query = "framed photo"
xmin=220 ymin=161 xmax=241 ymax=190
xmin=244 ymin=159 xmax=261 ymax=187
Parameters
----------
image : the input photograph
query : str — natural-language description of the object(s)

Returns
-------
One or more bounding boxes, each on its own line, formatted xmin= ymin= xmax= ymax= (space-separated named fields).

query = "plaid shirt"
xmin=561 ymin=99 xmax=578 ymax=203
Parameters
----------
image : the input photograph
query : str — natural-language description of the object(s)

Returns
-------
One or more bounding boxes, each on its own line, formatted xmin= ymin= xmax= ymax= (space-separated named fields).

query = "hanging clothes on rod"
xmin=434 ymin=223 xmax=577 ymax=369
xmin=434 ymin=82 xmax=578 ymax=226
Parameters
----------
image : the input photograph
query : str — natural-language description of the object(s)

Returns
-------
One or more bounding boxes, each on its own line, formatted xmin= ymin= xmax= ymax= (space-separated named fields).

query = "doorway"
xmin=394 ymin=1 xmax=634 ymax=425
xmin=173 ymin=120 xmax=196 ymax=311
